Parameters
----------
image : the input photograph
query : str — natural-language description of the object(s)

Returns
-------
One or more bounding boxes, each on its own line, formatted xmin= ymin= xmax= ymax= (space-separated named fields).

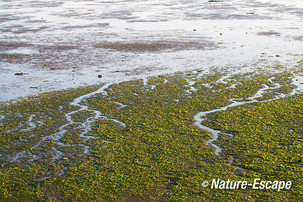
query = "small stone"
xmin=15 ymin=73 xmax=24 ymax=75
xmin=219 ymin=33 xmax=222 ymax=35
xmin=98 ymin=75 xmax=102 ymax=78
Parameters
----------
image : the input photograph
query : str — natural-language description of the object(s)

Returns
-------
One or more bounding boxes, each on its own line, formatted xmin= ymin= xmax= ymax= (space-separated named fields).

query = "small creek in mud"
xmin=193 ymin=77 xmax=292 ymax=169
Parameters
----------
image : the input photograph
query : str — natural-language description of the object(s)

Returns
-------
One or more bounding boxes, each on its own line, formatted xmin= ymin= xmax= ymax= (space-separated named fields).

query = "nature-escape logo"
xmin=202 ymin=178 xmax=292 ymax=192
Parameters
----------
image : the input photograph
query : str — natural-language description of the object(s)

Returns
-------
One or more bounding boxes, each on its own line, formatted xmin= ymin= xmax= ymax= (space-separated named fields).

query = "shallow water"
xmin=1 ymin=0 xmax=303 ymax=101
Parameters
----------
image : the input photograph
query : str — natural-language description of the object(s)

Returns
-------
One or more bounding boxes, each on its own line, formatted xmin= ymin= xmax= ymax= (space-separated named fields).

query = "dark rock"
xmin=15 ymin=73 xmax=24 ymax=75
xmin=98 ymin=75 xmax=102 ymax=78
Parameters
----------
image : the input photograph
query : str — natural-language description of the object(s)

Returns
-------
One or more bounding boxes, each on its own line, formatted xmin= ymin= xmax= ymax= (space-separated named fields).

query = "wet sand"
xmin=1 ymin=0 xmax=303 ymax=101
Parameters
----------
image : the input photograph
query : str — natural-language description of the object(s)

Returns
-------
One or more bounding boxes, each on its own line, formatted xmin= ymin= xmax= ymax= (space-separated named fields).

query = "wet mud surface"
xmin=95 ymin=41 xmax=217 ymax=52
xmin=1 ymin=1 xmax=303 ymax=200
xmin=1 ymin=0 xmax=303 ymax=101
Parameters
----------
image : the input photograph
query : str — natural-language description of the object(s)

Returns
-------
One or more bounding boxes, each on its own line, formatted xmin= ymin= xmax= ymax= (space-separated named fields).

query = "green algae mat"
xmin=0 ymin=68 xmax=302 ymax=200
